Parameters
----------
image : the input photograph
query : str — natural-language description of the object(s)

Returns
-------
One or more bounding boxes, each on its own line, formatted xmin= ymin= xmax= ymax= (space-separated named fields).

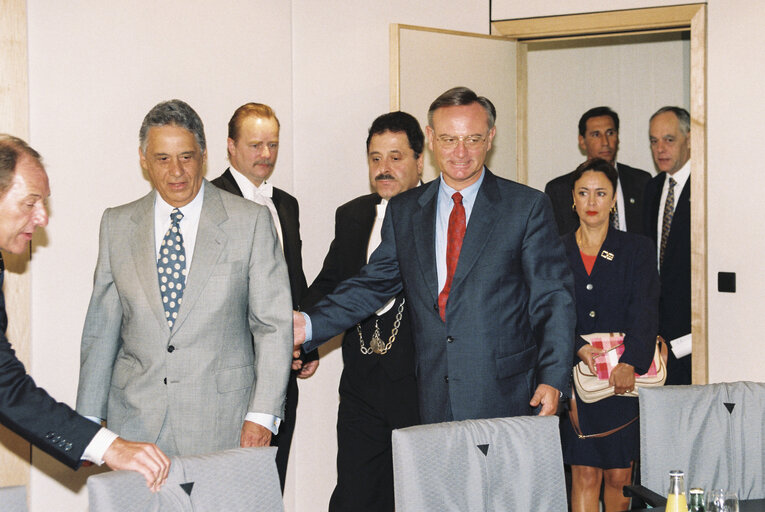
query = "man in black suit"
xmin=545 ymin=106 xmax=651 ymax=235
xmin=0 ymin=134 xmax=169 ymax=489
xmin=211 ymin=103 xmax=314 ymax=490
xmin=298 ymin=111 xmax=422 ymax=512
xmin=643 ymin=107 xmax=692 ymax=385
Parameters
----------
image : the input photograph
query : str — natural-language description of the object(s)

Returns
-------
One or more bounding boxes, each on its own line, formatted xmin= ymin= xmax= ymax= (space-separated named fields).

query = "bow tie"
xmin=253 ymin=182 xmax=273 ymax=199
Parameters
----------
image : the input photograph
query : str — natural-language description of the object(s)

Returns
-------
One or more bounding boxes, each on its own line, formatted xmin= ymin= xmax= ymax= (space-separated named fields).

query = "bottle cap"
xmin=669 ymin=470 xmax=685 ymax=476
xmin=690 ymin=488 xmax=704 ymax=494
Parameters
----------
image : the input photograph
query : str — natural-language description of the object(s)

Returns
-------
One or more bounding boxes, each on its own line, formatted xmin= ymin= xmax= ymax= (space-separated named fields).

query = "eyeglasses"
xmin=435 ymin=134 xmax=487 ymax=149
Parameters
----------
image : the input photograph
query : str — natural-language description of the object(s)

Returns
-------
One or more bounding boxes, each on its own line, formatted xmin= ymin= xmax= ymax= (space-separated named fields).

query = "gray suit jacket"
xmin=76 ymin=182 xmax=293 ymax=455
xmin=305 ymin=170 xmax=575 ymax=424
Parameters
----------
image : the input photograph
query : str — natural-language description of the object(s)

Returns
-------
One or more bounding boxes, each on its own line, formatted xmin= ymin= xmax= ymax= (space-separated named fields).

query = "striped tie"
xmin=660 ymin=177 xmax=676 ymax=268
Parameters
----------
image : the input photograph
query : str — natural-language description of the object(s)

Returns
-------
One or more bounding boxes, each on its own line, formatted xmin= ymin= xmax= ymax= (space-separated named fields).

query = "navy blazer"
xmin=545 ymin=163 xmax=652 ymax=236
xmin=562 ymin=228 xmax=659 ymax=432
xmin=0 ymin=269 xmax=100 ymax=469
xmin=306 ymin=169 xmax=575 ymax=424
xmin=563 ymin=228 xmax=659 ymax=374
xmin=643 ymin=173 xmax=691 ymax=342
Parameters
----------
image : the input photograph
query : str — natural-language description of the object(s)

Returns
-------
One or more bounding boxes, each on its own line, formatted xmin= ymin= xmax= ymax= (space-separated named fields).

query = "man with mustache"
xmin=545 ymin=106 xmax=651 ymax=235
xmin=299 ymin=111 xmax=422 ymax=512
xmin=211 ymin=102 xmax=314 ymax=490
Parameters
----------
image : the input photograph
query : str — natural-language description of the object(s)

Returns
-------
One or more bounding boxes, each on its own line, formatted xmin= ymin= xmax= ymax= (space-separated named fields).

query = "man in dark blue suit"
xmin=643 ymin=107 xmax=692 ymax=385
xmin=0 ymin=134 xmax=169 ymax=489
xmin=545 ymin=106 xmax=652 ymax=235
xmin=294 ymin=87 xmax=575 ymax=424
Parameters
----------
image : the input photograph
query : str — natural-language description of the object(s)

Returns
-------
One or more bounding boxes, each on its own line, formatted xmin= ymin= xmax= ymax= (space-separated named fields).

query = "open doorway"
xmin=524 ymin=31 xmax=690 ymax=192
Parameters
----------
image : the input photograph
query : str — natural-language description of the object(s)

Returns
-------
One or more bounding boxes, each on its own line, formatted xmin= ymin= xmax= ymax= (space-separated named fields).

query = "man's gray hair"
xmin=0 ymin=134 xmax=43 ymax=198
xmin=139 ymin=99 xmax=206 ymax=153
xmin=650 ymin=106 xmax=690 ymax=135
xmin=427 ymin=86 xmax=496 ymax=129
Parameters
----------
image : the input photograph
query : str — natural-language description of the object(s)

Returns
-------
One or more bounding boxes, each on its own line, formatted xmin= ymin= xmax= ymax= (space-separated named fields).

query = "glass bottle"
xmin=666 ymin=470 xmax=688 ymax=512
xmin=689 ymin=487 xmax=705 ymax=511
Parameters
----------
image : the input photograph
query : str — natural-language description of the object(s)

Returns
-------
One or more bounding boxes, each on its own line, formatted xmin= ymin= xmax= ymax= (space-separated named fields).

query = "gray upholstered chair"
xmin=625 ymin=381 xmax=765 ymax=506
xmin=0 ymin=485 xmax=27 ymax=512
xmin=87 ymin=446 xmax=283 ymax=512
xmin=391 ymin=415 xmax=567 ymax=511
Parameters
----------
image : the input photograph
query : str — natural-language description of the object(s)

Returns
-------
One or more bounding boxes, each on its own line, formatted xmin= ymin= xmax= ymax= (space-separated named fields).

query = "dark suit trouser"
xmin=328 ymin=365 xmax=419 ymax=512
xmin=271 ymin=370 xmax=298 ymax=491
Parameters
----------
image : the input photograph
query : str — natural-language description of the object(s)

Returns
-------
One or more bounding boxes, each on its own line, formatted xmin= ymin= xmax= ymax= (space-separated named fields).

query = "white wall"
xmin=705 ymin=0 xmax=765 ymax=382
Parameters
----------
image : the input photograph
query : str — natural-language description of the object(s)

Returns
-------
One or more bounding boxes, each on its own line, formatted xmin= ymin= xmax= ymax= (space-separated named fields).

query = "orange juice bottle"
xmin=666 ymin=470 xmax=688 ymax=512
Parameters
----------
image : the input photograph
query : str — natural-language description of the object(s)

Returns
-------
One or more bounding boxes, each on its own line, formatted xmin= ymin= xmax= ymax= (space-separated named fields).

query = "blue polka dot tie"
xmin=158 ymin=208 xmax=187 ymax=330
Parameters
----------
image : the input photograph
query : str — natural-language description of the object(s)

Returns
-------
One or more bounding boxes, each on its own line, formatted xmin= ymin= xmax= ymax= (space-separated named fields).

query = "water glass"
xmin=706 ymin=489 xmax=739 ymax=512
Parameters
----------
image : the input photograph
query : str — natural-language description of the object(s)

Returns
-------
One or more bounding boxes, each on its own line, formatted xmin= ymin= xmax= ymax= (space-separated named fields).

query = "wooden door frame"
xmin=0 ymin=0 xmax=33 ymax=487
xmin=492 ymin=4 xmax=708 ymax=384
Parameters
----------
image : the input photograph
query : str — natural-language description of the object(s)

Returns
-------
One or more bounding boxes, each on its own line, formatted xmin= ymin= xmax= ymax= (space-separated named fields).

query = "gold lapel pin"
xmin=600 ymin=250 xmax=614 ymax=261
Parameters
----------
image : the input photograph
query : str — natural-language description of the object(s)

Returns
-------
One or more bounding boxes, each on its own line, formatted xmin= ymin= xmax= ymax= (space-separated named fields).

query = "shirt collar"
xmin=666 ymin=158 xmax=691 ymax=191
xmin=438 ymin=167 xmax=485 ymax=206
xmin=229 ymin=167 xmax=273 ymax=200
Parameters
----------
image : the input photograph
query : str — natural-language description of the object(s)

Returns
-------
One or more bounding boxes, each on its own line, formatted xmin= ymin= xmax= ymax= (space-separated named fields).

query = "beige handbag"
xmin=572 ymin=333 xmax=668 ymax=404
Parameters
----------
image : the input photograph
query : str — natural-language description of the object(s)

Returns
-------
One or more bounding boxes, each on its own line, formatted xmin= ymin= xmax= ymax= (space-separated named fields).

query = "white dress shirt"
xmin=229 ymin=167 xmax=284 ymax=252
xmin=655 ymin=159 xmax=691 ymax=265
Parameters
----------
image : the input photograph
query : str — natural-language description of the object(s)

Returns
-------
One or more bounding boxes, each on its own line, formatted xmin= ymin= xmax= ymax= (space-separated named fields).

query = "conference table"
xmin=631 ymin=498 xmax=765 ymax=511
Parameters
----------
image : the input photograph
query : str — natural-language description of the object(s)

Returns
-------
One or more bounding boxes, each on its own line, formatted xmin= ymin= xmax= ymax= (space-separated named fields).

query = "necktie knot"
xmin=452 ymin=192 xmax=463 ymax=205
xmin=170 ymin=208 xmax=184 ymax=225
xmin=669 ymin=177 xmax=677 ymax=189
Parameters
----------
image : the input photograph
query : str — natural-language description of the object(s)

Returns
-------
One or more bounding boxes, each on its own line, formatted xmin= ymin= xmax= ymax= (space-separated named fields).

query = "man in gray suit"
xmin=295 ymin=87 xmax=574 ymax=424
xmin=76 ymin=100 xmax=293 ymax=456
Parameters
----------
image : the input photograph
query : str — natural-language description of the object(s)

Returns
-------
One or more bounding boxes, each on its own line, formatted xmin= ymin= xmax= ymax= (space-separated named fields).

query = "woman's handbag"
xmin=568 ymin=334 xmax=668 ymax=439
xmin=572 ymin=333 xmax=668 ymax=404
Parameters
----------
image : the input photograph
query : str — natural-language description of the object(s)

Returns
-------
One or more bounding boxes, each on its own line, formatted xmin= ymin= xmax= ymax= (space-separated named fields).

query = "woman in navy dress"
xmin=560 ymin=158 xmax=660 ymax=512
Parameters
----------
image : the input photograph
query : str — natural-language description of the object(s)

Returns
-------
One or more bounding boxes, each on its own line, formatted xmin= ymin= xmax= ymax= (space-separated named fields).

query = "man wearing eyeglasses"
xmin=211 ymin=103 xmax=314 ymax=491
xmin=295 ymin=87 xmax=574 ymax=425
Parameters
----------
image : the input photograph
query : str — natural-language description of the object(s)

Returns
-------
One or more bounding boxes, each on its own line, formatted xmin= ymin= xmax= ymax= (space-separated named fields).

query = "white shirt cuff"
xmin=82 ymin=427 xmax=119 ymax=465
xmin=302 ymin=312 xmax=313 ymax=342
xmin=245 ymin=413 xmax=281 ymax=435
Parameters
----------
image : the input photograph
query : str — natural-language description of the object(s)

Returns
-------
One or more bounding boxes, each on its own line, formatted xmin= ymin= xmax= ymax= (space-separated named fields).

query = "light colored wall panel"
xmin=705 ymin=0 xmax=765 ymax=383
xmin=396 ymin=26 xmax=517 ymax=182
xmin=491 ymin=0 xmax=689 ymax=21
xmin=526 ymin=33 xmax=689 ymax=192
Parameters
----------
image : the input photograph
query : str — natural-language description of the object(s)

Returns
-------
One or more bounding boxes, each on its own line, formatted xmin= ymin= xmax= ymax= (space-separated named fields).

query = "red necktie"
xmin=438 ymin=192 xmax=466 ymax=321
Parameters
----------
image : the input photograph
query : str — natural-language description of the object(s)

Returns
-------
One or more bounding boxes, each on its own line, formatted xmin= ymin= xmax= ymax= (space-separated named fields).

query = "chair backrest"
xmin=87 ymin=446 xmax=283 ymax=512
xmin=391 ymin=415 xmax=567 ymax=512
xmin=639 ymin=381 xmax=765 ymax=499
xmin=0 ymin=485 xmax=27 ymax=512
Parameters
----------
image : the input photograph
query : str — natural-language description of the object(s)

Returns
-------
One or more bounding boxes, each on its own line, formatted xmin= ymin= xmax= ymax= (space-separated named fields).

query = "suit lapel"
xmin=648 ymin=173 xmax=665 ymax=244
xmin=450 ymin=170 xmax=500 ymax=291
xmin=357 ymin=194 xmax=380 ymax=263
xmin=413 ymin=182 xmax=440 ymax=302
xmin=130 ymin=192 xmax=171 ymax=334
xmin=219 ymin=168 xmax=243 ymax=196
xmin=172 ymin=183 xmax=227 ymax=333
